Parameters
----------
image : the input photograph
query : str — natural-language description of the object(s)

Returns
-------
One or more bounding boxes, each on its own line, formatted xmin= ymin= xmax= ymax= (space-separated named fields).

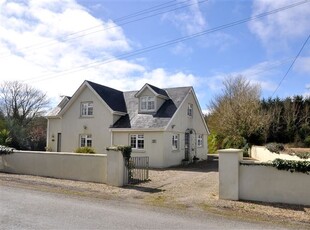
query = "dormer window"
xmin=81 ymin=102 xmax=93 ymax=117
xmin=140 ymin=96 xmax=155 ymax=111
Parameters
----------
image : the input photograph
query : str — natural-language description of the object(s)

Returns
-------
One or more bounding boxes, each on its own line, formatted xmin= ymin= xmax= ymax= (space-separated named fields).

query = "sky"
xmin=0 ymin=0 xmax=309 ymax=113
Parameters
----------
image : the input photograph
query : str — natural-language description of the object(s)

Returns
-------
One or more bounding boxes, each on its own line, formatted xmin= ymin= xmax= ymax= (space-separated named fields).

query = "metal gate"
xmin=124 ymin=156 xmax=149 ymax=184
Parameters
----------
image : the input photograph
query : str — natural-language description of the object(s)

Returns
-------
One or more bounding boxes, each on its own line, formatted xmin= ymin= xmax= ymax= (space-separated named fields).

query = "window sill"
xmin=79 ymin=116 xmax=94 ymax=119
xmin=132 ymin=149 xmax=146 ymax=153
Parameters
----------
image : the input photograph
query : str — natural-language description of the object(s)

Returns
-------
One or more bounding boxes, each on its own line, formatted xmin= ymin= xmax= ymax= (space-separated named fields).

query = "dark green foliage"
xmin=262 ymin=96 xmax=310 ymax=146
xmin=304 ymin=136 xmax=310 ymax=147
xmin=117 ymin=146 xmax=132 ymax=159
xmin=222 ymin=135 xmax=246 ymax=149
xmin=296 ymin=152 xmax=310 ymax=159
xmin=265 ymin=143 xmax=285 ymax=154
xmin=272 ymin=158 xmax=310 ymax=174
xmin=0 ymin=145 xmax=14 ymax=155
xmin=75 ymin=146 xmax=96 ymax=153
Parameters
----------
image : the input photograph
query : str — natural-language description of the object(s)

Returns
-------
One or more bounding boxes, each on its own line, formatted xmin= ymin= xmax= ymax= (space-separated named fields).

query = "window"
xmin=197 ymin=134 xmax=203 ymax=147
xmin=140 ymin=96 xmax=155 ymax=111
xmin=187 ymin=103 xmax=193 ymax=117
xmin=172 ymin=134 xmax=179 ymax=150
xmin=80 ymin=134 xmax=92 ymax=147
xmin=130 ymin=134 xmax=144 ymax=149
xmin=81 ymin=102 xmax=93 ymax=117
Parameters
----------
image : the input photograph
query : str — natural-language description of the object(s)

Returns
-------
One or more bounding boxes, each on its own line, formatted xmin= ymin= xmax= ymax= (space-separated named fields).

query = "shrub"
xmin=0 ymin=145 xmax=14 ymax=155
xmin=222 ymin=135 xmax=246 ymax=149
xmin=208 ymin=133 xmax=218 ymax=154
xmin=296 ymin=152 xmax=310 ymax=159
xmin=75 ymin=146 xmax=95 ymax=154
xmin=265 ymin=142 xmax=284 ymax=154
xmin=272 ymin=158 xmax=310 ymax=174
xmin=304 ymin=136 xmax=310 ymax=147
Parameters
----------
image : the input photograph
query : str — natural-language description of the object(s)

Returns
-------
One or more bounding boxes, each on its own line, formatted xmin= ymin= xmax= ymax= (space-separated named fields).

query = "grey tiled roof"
xmin=112 ymin=87 xmax=191 ymax=129
xmin=47 ymin=81 xmax=191 ymax=129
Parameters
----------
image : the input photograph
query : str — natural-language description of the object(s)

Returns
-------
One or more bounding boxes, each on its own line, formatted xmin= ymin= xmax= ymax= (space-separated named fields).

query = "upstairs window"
xmin=172 ymin=134 xmax=179 ymax=150
xmin=187 ymin=103 xmax=193 ymax=117
xmin=80 ymin=134 xmax=92 ymax=147
xmin=140 ymin=96 xmax=155 ymax=111
xmin=81 ymin=102 xmax=93 ymax=117
xmin=130 ymin=134 xmax=144 ymax=149
xmin=197 ymin=134 xmax=203 ymax=147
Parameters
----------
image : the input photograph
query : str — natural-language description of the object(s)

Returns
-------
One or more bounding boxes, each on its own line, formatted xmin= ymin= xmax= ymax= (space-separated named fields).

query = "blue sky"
xmin=0 ymin=0 xmax=309 ymax=113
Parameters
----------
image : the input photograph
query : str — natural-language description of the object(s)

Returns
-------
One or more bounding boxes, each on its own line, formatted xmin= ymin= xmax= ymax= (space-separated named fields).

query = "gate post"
xmin=218 ymin=148 xmax=242 ymax=200
xmin=106 ymin=148 xmax=125 ymax=187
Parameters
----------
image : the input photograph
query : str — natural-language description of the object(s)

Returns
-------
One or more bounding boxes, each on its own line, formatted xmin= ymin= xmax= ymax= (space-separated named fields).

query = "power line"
xmin=23 ymin=0 xmax=309 ymax=83
xmin=0 ymin=0 xmax=205 ymax=58
xmin=271 ymin=34 xmax=310 ymax=97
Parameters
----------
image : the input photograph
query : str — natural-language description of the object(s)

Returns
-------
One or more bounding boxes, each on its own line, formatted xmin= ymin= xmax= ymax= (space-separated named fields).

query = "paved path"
xmin=0 ymin=185 xmax=288 ymax=229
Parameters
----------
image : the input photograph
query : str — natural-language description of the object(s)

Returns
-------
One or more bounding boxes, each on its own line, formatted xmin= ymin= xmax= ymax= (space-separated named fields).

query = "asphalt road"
xmin=0 ymin=185 xmax=288 ymax=230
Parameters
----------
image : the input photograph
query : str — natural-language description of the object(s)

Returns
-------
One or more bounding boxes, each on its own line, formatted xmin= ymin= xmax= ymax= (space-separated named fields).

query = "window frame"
xmin=81 ymin=101 xmax=94 ymax=117
xmin=140 ymin=96 xmax=155 ymax=112
xmin=187 ymin=103 xmax=193 ymax=117
xmin=172 ymin=134 xmax=179 ymax=151
xmin=80 ymin=134 xmax=92 ymax=147
xmin=130 ymin=134 xmax=145 ymax=150
xmin=197 ymin=134 xmax=203 ymax=148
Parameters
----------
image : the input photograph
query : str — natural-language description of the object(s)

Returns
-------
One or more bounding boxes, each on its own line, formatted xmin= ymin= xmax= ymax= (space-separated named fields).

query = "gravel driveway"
xmin=0 ymin=155 xmax=309 ymax=228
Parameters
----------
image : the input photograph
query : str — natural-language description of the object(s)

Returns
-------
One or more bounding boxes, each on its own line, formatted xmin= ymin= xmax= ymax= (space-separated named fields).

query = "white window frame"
xmin=172 ymin=134 xmax=179 ymax=150
xmin=130 ymin=134 xmax=144 ymax=149
xmin=140 ymin=96 xmax=155 ymax=112
xmin=197 ymin=134 xmax=203 ymax=148
xmin=187 ymin=103 xmax=193 ymax=117
xmin=81 ymin=102 xmax=93 ymax=117
xmin=80 ymin=134 xmax=92 ymax=147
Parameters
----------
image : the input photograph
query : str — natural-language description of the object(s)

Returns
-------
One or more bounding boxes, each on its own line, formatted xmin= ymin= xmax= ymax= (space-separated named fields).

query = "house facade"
xmin=46 ymin=80 xmax=209 ymax=168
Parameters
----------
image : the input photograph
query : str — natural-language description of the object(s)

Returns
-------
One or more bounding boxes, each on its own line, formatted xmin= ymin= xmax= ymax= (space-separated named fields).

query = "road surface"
xmin=0 ymin=185 xmax=288 ymax=229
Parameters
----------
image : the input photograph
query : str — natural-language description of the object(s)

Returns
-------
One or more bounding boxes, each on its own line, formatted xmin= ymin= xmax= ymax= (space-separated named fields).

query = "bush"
xmin=0 ymin=145 xmax=14 ymax=155
xmin=265 ymin=142 xmax=284 ymax=154
xmin=296 ymin=152 xmax=310 ymax=159
xmin=272 ymin=158 xmax=310 ymax=174
xmin=304 ymin=136 xmax=310 ymax=147
xmin=222 ymin=135 xmax=246 ymax=149
xmin=208 ymin=133 xmax=218 ymax=154
xmin=75 ymin=146 xmax=96 ymax=154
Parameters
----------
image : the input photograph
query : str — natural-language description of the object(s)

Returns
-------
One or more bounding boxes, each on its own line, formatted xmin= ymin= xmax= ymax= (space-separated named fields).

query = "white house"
xmin=46 ymin=80 xmax=209 ymax=168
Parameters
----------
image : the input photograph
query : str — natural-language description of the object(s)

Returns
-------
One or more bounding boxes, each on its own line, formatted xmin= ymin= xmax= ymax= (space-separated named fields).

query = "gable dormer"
xmin=135 ymin=83 xmax=169 ymax=114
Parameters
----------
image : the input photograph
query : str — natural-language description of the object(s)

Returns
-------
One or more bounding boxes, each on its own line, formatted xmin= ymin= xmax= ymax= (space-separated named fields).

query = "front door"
xmin=57 ymin=133 xmax=62 ymax=152
xmin=184 ymin=132 xmax=190 ymax=161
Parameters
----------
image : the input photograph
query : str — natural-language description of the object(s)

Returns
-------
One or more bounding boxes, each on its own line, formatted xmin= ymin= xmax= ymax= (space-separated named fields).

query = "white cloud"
xmin=162 ymin=0 xmax=206 ymax=35
xmin=295 ymin=57 xmax=310 ymax=74
xmin=0 ymin=0 xmax=202 ymax=107
xmin=205 ymin=61 xmax=282 ymax=93
xmin=249 ymin=0 xmax=310 ymax=47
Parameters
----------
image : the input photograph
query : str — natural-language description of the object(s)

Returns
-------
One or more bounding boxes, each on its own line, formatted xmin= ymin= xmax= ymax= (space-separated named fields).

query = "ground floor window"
xmin=130 ymin=134 xmax=144 ymax=149
xmin=80 ymin=134 xmax=92 ymax=147
xmin=172 ymin=134 xmax=179 ymax=150
xmin=197 ymin=134 xmax=203 ymax=147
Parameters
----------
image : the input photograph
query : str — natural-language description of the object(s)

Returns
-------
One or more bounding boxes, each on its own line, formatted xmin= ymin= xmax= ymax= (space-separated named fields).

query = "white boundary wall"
xmin=0 ymin=151 xmax=108 ymax=184
xmin=251 ymin=146 xmax=309 ymax=162
xmin=219 ymin=149 xmax=310 ymax=206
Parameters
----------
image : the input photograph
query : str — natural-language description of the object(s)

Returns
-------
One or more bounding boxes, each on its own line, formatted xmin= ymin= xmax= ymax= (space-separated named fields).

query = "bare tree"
xmin=207 ymin=75 xmax=268 ymax=147
xmin=0 ymin=81 xmax=50 ymax=149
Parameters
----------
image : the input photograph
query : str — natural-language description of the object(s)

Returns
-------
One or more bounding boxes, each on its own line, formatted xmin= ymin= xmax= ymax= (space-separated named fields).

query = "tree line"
xmin=0 ymin=81 xmax=49 ymax=150
xmin=206 ymin=76 xmax=310 ymax=153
